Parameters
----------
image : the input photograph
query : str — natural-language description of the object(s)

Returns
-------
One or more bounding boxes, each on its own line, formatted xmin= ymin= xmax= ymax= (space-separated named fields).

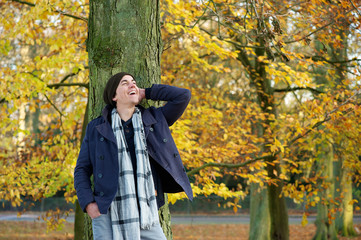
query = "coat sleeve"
xmin=74 ymin=124 xmax=95 ymax=212
xmin=145 ymin=84 xmax=191 ymax=126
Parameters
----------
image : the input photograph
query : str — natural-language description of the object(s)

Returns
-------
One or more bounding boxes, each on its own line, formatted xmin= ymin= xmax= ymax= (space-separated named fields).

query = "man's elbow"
xmin=183 ymin=88 xmax=191 ymax=103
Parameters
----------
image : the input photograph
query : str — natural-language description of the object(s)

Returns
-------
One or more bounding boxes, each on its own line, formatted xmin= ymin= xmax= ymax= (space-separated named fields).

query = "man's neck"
xmin=116 ymin=105 xmax=135 ymax=122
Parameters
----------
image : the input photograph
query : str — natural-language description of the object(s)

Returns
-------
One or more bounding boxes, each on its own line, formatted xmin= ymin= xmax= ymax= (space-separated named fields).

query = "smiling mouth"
xmin=129 ymin=90 xmax=136 ymax=95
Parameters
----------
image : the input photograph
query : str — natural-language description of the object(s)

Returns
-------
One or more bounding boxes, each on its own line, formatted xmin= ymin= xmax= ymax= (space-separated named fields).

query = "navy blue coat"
xmin=74 ymin=84 xmax=193 ymax=214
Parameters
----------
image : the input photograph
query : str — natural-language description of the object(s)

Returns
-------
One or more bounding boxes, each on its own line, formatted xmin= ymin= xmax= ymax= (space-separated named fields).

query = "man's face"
xmin=112 ymin=75 xmax=139 ymax=107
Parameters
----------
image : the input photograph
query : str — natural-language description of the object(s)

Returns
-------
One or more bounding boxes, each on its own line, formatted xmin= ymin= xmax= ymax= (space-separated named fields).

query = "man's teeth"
xmin=129 ymin=91 xmax=136 ymax=95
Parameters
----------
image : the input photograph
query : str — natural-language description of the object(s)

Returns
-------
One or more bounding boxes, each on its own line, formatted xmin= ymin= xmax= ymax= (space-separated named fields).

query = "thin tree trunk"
xmin=74 ymin=201 xmax=86 ymax=240
xmin=159 ymin=195 xmax=173 ymax=240
xmin=17 ymin=102 xmax=26 ymax=159
xmin=74 ymin=102 xmax=88 ymax=240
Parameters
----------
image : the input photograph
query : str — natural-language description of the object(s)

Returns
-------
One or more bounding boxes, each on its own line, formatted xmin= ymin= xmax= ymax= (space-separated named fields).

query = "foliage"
xmin=160 ymin=0 xmax=361 ymax=217
xmin=1 ymin=0 xmax=361 ymax=235
xmin=0 ymin=0 xmax=88 ymax=228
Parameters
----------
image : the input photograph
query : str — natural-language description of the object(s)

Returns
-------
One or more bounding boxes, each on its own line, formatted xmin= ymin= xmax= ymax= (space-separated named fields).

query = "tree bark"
xmin=335 ymin=169 xmax=356 ymax=237
xmin=330 ymin=18 xmax=356 ymax=237
xmin=249 ymin=183 xmax=271 ymax=240
xmin=267 ymin=161 xmax=289 ymax=240
xmin=159 ymin=194 xmax=173 ymax=240
xmin=247 ymin=32 xmax=289 ymax=240
xmin=249 ymin=119 xmax=271 ymax=240
xmin=80 ymin=0 xmax=172 ymax=239
xmin=87 ymin=0 xmax=162 ymax=119
xmin=312 ymin=142 xmax=338 ymax=240
xmin=74 ymin=102 xmax=88 ymax=240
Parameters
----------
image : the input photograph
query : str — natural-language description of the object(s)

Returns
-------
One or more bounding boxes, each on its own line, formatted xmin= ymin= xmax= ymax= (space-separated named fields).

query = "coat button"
xmin=100 ymin=137 xmax=104 ymax=141
xmin=99 ymin=192 xmax=104 ymax=196
xmin=99 ymin=155 xmax=104 ymax=160
xmin=163 ymin=138 xmax=167 ymax=143
xmin=98 ymin=173 xmax=103 ymax=178
xmin=174 ymin=153 xmax=179 ymax=158
xmin=149 ymin=127 xmax=154 ymax=132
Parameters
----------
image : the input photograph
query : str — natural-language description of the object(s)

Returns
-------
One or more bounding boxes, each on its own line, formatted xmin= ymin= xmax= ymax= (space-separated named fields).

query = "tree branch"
xmin=285 ymin=8 xmax=355 ymax=44
xmin=274 ymin=86 xmax=324 ymax=94
xmin=47 ymin=82 xmax=89 ymax=89
xmin=0 ymin=79 xmax=88 ymax=105
xmin=311 ymin=55 xmax=361 ymax=64
xmin=11 ymin=0 xmax=88 ymax=23
xmin=348 ymin=0 xmax=361 ymax=16
xmin=25 ymin=68 xmax=89 ymax=90
xmin=187 ymin=155 xmax=270 ymax=176
xmin=44 ymin=94 xmax=64 ymax=117
xmin=199 ymin=27 xmax=262 ymax=49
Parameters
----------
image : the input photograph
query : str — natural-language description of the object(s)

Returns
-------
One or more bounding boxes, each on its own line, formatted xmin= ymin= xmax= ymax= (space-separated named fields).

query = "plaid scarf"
xmin=110 ymin=108 xmax=159 ymax=240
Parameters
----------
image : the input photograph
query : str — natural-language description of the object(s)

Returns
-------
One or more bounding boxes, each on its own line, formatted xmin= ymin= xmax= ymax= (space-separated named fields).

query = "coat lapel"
xmin=96 ymin=105 xmax=156 ymax=141
xmin=96 ymin=122 xmax=117 ymax=144
xmin=96 ymin=105 xmax=117 ymax=144
xmin=140 ymin=107 xmax=157 ymax=138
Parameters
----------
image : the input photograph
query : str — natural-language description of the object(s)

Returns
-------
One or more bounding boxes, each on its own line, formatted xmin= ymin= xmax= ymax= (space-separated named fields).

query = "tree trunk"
xmin=312 ymin=142 xmax=338 ymax=240
xmin=335 ymin=169 xmax=356 ymax=237
xmin=249 ymin=120 xmax=271 ymax=240
xmin=17 ymin=102 xmax=26 ymax=159
xmin=80 ymin=0 xmax=172 ymax=239
xmin=249 ymin=183 xmax=271 ymax=240
xmin=159 ymin=194 xmax=173 ymax=240
xmin=329 ymin=17 xmax=356 ymax=237
xmin=267 ymin=161 xmax=289 ymax=240
xmin=248 ymin=33 xmax=289 ymax=240
xmin=74 ymin=103 xmax=88 ymax=240
xmin=87 ymin=0 xmax=162 ymax=119
xmin=74 ymin=201 xmax=86 ymax=240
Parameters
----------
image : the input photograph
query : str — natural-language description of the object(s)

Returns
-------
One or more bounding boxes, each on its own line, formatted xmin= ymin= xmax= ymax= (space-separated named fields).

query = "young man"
xmin=74 ymin=72 xmax=193 ymax=239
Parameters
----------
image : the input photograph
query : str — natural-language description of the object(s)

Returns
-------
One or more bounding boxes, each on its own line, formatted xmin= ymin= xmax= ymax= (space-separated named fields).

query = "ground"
xmin=1 ymin=221 xmax=361 ymax=240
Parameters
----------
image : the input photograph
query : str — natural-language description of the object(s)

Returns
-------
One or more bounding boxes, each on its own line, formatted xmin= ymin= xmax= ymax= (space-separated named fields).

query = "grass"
xmin=0 ymin=221 xmax=361 ymax=239
xmin=0 ymin=221 xmax=73 ymax=240
xmin=172 ymin=224 xmax=361 ymax=240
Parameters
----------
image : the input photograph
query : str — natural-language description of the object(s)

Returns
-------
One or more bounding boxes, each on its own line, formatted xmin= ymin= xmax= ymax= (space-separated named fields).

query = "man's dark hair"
xmin=103 ymin=72 xmax=135 ymax=107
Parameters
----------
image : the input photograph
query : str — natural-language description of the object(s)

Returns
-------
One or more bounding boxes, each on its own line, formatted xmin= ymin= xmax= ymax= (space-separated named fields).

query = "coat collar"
xmin=101 ymin=104 xmax=113 ymax=123
xmin=138 ymin=105 xmax=157 ymax=126
xmin=96 ymin=105 xmax=116 ymax=144
xmin=138 ymin=105 xmax=157 ymax=138
xmin=96 ymin=105 xmax=158 ymax=142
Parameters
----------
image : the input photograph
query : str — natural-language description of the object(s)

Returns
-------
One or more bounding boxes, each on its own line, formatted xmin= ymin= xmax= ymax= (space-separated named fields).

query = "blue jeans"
xmin=92 ymin=211 xmax=167 ymax=240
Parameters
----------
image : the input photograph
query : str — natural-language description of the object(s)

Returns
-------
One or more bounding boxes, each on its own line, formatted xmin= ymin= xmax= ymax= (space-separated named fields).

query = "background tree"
xmin=1 ymin=0 xmax=89 ymax=230
xmin=160 ymin=1 xmax=361 ymax=240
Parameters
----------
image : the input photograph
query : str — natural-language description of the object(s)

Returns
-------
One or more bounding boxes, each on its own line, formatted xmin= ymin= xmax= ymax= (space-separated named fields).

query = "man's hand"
xmin=86 ymin=202 xmax=101 ymax=219
xmin=138 ymin=88 xmax=146 ymax=104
